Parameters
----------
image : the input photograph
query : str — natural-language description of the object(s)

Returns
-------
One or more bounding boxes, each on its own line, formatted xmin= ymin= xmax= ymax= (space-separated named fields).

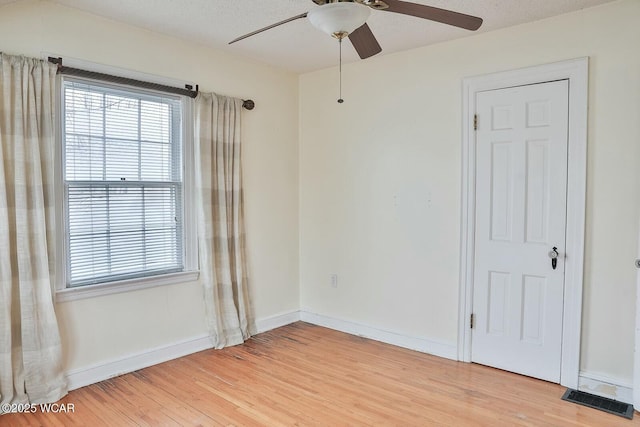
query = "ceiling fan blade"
xmin=349 ymin=23 xmax=382 ymax=59
xmin=229 ymin=12 xmax=309 ymax=44
xmin=382 ymin=0 xmax=482 ymax=31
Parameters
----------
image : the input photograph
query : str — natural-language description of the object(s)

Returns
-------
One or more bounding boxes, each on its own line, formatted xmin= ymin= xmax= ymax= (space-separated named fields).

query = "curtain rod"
xmin=47 ymin=57 xmax=255 ymax=110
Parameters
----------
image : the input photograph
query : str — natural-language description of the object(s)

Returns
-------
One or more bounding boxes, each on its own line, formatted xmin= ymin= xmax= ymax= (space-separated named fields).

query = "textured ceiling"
xmin=46 ymin=0 xmax=617 ymax=73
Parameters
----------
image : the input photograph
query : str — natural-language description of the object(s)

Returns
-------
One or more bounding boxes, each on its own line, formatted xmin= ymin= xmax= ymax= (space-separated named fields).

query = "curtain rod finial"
xmin=243 ymin=99 xmax=255 ymax=110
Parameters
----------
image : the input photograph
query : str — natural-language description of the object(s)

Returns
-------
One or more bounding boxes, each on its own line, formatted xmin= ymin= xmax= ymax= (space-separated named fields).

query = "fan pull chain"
xmin=337 ymin=38 xmax=344 ymax=104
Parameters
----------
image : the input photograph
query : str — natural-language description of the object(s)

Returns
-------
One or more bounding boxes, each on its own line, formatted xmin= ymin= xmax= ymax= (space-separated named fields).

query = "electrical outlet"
xmin=330 ymin=274 xmax=338 ymax=288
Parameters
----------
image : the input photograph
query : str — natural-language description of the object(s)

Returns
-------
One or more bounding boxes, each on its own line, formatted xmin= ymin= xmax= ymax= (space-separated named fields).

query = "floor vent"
xmin=562 ymin=389 xmax=633 ymax=419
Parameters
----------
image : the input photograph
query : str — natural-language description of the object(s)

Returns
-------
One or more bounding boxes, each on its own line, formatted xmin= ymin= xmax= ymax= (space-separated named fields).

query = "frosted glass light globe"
xmin=308 ymin=2 xmax=371 ymax=38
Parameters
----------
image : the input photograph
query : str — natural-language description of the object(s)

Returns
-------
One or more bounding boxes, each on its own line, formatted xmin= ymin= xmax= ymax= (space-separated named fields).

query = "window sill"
xmin=55 ymin=271 xmax=200 ymax=303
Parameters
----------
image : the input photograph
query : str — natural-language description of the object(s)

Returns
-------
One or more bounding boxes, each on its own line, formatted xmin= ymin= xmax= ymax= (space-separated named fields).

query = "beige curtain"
xmin=0 ymin=53 xmax=67 ymax=410
xmin=195 ymin=92 xmax=253 ymax=348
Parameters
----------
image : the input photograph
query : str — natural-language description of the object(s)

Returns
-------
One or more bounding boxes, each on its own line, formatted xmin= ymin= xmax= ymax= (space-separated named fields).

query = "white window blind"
xmin=62 ymin=79 xmax=185 ymax=287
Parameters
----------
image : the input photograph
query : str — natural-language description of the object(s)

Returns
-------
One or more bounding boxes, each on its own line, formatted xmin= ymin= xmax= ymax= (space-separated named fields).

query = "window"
xmin=61 ymin=78 xmax=194 ymax=290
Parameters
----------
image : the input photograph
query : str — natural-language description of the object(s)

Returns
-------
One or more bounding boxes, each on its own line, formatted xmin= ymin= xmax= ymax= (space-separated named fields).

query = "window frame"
xmin=55 ymin=74 xmax=199 ymax=302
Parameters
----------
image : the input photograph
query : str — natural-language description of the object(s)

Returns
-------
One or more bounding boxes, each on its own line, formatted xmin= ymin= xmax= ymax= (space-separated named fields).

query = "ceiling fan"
xmin=230 ymin=0 xmax=483 ymax=102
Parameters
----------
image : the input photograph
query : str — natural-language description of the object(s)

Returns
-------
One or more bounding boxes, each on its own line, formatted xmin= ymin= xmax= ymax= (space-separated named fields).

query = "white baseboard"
xmin=65 ymin=310 xmax=301 ymax=391
xmin=71 ymin=309 xmax=625 ymax=405
xmin=299 ymin=310 xmax=458 ymax=361
xmin=65 ymin=334 xmax=213 ymax=391
xmin=254 ymin=310 xmax=301 ymax=334
xmin=578 ymin=371 xmax=633 ymax=404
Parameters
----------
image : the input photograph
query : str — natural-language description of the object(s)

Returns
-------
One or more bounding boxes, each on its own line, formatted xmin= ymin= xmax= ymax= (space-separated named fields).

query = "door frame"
xmin=458 ymin=58 xmax=589 ymax=389
xmin=634 ymin=220 xmax=640 ymax=408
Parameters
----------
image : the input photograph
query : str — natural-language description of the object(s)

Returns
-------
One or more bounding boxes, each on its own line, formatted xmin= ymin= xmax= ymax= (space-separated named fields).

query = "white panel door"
xmin=472 ymin=80 xmax=569 ymax=382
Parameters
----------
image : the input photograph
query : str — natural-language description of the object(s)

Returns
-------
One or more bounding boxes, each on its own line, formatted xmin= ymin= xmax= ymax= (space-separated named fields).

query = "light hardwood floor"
xmin=3 ymin=322 xmax=637 ymax=426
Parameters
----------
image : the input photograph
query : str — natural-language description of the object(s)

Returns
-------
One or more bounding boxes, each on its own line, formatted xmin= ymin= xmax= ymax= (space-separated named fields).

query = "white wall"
xmin=0 ymin=0 xmax=299 ymax=372
xmin=299 ymin=0 xmax=640 ymax=382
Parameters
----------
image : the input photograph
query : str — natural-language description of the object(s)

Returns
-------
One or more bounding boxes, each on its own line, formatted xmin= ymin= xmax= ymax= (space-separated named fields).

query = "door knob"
xmin=548 ymin=247 xmax=559 ymax=270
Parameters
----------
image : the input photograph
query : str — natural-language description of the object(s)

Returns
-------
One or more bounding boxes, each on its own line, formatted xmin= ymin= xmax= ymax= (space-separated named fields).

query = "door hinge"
xmin=470 ymin=313 xmax=475 ymax=329
xmin=473 ymin=114 xmax=478 ymax=131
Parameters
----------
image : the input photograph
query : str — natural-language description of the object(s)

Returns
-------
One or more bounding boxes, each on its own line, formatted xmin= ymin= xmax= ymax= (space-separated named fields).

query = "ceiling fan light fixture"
xmin=308 ymin=2 xmax=371 ymax=39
